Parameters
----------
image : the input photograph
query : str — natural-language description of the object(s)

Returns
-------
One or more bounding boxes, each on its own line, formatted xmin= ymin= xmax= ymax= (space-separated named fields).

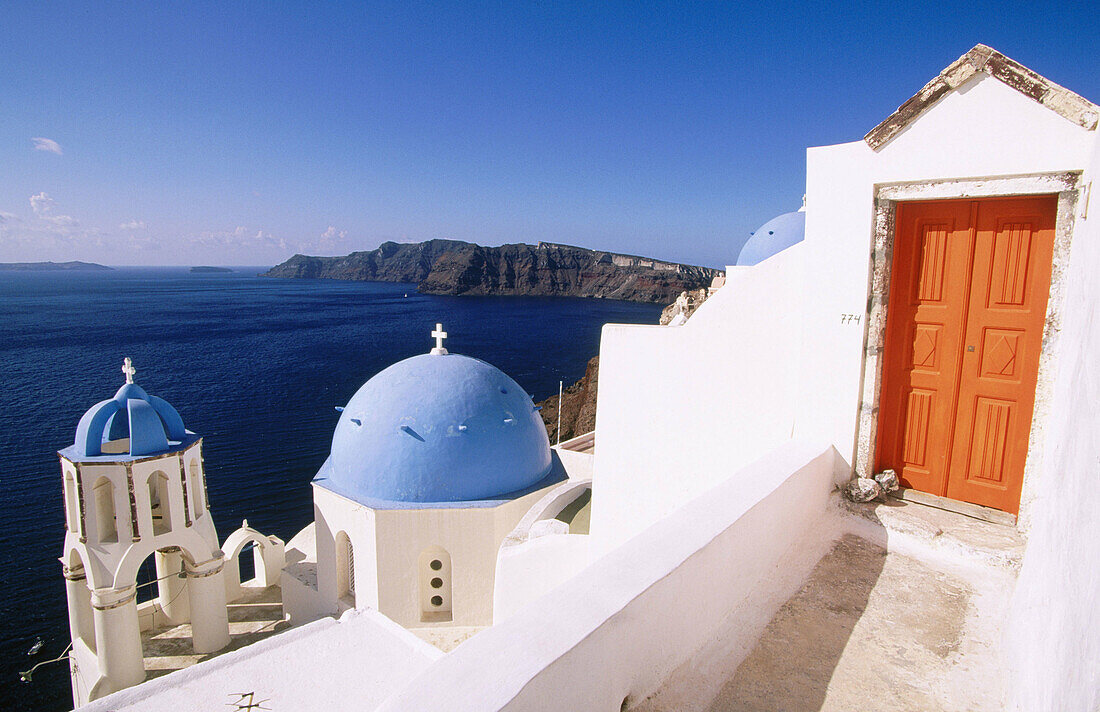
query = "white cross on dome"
xmin=430 ymin=324 xmax=448 ymax=355
xmin=122 ymin=357 xmax=136 ymax=384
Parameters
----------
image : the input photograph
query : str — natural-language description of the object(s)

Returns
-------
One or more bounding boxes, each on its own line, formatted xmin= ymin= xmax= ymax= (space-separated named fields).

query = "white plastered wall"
xmin=592 ymin=73 xmax=1096 ymax=557
xmin=1003 ymin=139 xmax=1100 ymax=712
xmin=372 ymin=486 xmax=550 ymax=628
xmin=311 ymin=485 xmax=379 ymax=615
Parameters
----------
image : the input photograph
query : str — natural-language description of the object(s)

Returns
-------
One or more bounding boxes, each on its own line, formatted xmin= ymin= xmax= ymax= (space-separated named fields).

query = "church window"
xmin=189 ymin=459 xmax=204 ymax=511
xmin=347 ymin=538 xmax=356 ymax=595
xmin=418 ymin=547 xmax=452 ymax=622
xmin=64 ymin=472 xmax=79 ymax=532
xmin=148 ymin=472 xmax=173 ymax=535
xmin=335 ymin=531 xmax=355 ymax=606
xmin=92 ymin=477 xmax=118 ymax=543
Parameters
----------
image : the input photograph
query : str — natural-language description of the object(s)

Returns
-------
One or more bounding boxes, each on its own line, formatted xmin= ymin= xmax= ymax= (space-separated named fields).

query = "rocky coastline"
xmin=264 ymin=239 xmax=721 ymax=304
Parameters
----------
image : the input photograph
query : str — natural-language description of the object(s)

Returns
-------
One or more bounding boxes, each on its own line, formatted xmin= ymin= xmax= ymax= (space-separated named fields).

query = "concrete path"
xmin=637 ymin=521 xmax=1011 ymax=712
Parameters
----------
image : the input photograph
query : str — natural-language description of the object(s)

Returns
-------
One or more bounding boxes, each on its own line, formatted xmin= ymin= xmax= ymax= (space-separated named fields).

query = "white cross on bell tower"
xmin=430 ymin=324 xmax=448 ymax=355
xmin=122 ymin=357 xmax=136 ymax=384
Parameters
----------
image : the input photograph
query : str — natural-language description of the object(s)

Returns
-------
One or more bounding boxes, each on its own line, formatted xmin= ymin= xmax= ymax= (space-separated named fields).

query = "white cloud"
xmin=193 ymin=226 xmax=288 ymax=252
xmin=31 ymin=137 xmax=63 ymax=155
xmin=0 ymin=193 xmax=101 ymax=258
xmin=29 ymin=192 xmax=79 ymax=227
xmin=119 ymin=220 xmax=146 ymax=230
xmin=317 ymin=225 xmax=348 ymax=252
xmin=30 ymin=192 xmax=55 ymax=216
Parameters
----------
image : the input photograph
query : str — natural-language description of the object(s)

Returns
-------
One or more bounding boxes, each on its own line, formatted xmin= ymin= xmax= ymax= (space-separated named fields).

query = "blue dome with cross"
xmin=317 ymin=325 xmax=554 ymax=506
xmin=69 ymin=358 xmax=192 ymax=460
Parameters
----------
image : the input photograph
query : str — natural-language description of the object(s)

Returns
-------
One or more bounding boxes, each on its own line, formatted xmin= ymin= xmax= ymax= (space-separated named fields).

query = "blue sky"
xmin=1 ymin=2 xmax=1097 ymax=267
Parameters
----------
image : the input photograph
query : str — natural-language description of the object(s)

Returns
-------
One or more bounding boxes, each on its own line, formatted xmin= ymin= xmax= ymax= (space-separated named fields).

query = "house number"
xmin=841 ymin=313 xmax=862 ymax=324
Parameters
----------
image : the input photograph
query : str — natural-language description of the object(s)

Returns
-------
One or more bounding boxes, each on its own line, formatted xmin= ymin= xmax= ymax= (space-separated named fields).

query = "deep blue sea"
xmin=0 ymin=267 xmax=662 ymax=711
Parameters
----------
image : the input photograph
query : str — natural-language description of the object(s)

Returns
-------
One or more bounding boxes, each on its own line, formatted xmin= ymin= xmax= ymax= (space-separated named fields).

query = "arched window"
xmin=418 ymin=547 xmax=452 ymax=623
xmin=148 ymin=471 xmax=172 ymax=535
xmin=63 ymin=472 xmax=79 ymax=533
xmin=188 ymin=459 xmax=204 ymax=512
xmin=92 ymin=477 xmax=118 ymax=543
xmin=335 ymin=532 xmax=355 ymax=606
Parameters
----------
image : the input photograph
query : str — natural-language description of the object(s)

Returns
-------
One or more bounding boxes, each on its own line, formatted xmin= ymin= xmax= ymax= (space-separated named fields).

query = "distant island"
xmin=0 ymin=261 xmax=112 ymax=271
xmin=190 ymin=266 xmax=234 ymax=273
xmin=264 ymin=239 xmax=722 ymax=303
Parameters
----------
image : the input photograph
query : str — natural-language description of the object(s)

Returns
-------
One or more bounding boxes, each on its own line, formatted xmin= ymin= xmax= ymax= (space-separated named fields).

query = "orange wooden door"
xmin=876 ymin=196 xmax=1056 ymax=515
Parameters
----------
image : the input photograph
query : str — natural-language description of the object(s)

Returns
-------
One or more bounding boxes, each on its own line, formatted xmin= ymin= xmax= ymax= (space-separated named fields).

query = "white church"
xmin=63 ymin=45 xmax=1099 ymax=711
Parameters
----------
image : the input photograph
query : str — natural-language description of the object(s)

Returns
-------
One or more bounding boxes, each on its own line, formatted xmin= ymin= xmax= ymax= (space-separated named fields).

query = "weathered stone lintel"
xmin=865 ymin=44 xmax=1099 ymax=151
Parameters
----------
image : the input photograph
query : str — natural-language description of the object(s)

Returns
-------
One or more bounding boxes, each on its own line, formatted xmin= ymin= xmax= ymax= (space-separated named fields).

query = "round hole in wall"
xmin=430 ymin=595 xmax=443 ymax=607
xmin=430 ymin=559 xmax=442 ymax=571
xmin=430 ymin=577 xmax=443 ymax=588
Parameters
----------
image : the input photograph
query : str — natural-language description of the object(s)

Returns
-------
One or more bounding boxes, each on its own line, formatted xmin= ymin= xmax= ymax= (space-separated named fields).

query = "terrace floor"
xmin=142 ymin=585 xmax=289 ymax=680
xmin=636 ymin=496 xmax=1023 ymax=712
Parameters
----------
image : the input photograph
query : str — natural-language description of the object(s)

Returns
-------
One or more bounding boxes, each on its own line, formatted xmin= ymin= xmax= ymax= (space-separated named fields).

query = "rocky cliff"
xmin=264 ymin=240 xmax=721 ymax=304
xmin=537 ymin=356 xmax=600 ymax=444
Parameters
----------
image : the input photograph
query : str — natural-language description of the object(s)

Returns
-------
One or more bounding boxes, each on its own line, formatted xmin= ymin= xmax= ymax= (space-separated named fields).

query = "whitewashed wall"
xmin=1004 ymin=139 xmax=1100 ymax=712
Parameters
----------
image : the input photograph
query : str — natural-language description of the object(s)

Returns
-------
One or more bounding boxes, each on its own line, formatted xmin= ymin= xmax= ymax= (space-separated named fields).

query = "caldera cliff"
xmin=264 ymin=239 xmax=721 ymax=303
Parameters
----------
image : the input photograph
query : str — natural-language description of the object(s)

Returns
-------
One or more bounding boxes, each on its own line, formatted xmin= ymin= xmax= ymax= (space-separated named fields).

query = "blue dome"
xmin=737 ymin=211 xmax=806 ymax=266
xmin=73 ymin=382 xmax=188 ymax=458
xmin=321 ymin=353 xmax=553 ymax=505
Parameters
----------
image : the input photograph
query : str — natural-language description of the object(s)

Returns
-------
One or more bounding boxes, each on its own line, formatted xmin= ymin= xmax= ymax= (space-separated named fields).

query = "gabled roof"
xmin=864 ymin=44 xmax=1099 ymax=150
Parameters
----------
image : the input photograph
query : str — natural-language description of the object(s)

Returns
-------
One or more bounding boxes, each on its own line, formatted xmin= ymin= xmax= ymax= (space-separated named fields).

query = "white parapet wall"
xmin=591 ymin=242 xmax=809 ymax=557
xmin=377 ymin=440 xmax=846 ymax=712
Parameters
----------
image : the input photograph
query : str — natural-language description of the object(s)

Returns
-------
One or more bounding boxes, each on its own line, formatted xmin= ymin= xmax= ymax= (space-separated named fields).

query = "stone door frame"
xmin=854 ymin=171 xmax=1083 ymax=529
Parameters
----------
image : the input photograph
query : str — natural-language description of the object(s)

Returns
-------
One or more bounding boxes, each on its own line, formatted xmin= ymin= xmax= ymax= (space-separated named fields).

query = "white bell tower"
xmin=60 ymin=359 xmax=231 ymax=704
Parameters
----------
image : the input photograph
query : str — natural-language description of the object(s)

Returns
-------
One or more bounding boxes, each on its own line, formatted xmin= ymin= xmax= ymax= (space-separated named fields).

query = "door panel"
xmin=876 ymin=201 xmax=974 ymax=496
xmin=945 ymin=198 xmax=1055 ymax=513
xmin=876 ymin=196 xmax=1056 ymax=515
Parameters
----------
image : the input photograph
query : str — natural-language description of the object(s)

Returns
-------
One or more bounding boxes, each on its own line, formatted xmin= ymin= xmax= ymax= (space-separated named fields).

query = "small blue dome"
xmin=73 ymin=381 xmax=188 ymax=458
xmin=321 ymin=353 xmax=553 ymax=505
xmin=737 ymin=211 xmax=806 ymax=266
